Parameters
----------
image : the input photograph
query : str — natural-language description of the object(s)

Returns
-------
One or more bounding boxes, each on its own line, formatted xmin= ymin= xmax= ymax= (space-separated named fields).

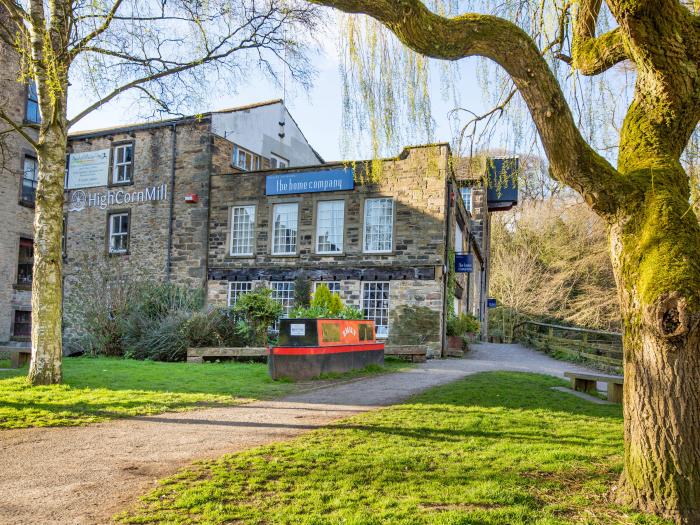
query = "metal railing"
xmin=514 ymin=320 xmax=623 ymax=371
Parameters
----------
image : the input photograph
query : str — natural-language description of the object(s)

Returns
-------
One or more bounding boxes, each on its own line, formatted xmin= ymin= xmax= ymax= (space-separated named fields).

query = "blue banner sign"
xmin=455 ymin=253 xmax=473 ymax=273
xmin=487 ymin=298 xmax=498 ymax=309
xmin=266 ymin=168 xmax=354 ymax=196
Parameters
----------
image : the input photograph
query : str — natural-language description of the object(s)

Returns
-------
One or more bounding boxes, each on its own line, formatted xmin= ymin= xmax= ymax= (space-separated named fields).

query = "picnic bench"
xmin=564 ymin=371 xmax=623 ymax=403
xmin=384 ymin=345 xmax=428 ymax=363
xmin=187 ymin=347 xmax=267 ymax=363
xmin=0 ymin=346 xmax=31 ymax=368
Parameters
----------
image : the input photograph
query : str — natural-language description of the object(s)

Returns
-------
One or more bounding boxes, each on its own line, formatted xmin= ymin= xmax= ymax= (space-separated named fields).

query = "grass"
xmin=0 ymin=358 xmax=10 ymax=368
xmin=118 ymin=372 xmax=670 ymax=525
xmin=0 ymin=356 xmax=411 ymax=430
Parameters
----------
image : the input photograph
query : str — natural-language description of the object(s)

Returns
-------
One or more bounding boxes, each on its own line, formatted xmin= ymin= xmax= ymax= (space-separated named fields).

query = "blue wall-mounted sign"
xmin=266 ymin=168 xmax=354 ymax=196
xmin=487 ymin=298 xmax=498 ymax=309
xmin=455 ymin=253 xmax=473 ymax=273
xmin=486 ymin=157 xmax=519 ymax=211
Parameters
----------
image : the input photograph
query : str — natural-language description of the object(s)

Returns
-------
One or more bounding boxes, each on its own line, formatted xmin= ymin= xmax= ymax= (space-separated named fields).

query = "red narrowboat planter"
xmin=269 ymin=319 xmax=384 ymax=380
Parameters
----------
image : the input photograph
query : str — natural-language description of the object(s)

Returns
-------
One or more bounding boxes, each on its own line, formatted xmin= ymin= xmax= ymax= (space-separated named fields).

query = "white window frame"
xmin=270 ymin=281 xmax=296 ymax=320
xmin=228 ymin=281 xmax=253 ymax=307
xmin=362 ymin=282 xmax=390 ymax=339
xmin=229 ymin=205 xmax=256 ymax=256
xmin=108 ymin=212 xmax=129 ymax=254
xmin=270 ymin=153 xmax=289 ymax=169
xmin=315 ymin=200 xmax=345 ymax=254
xmin=271 ymin=202 xmax=299 ymax=255
xmin=460 ymin=187 xmax=473 ymax=213
xmin=363 ymin=198 xmax=394 ymax=254
xmin=236 ymin=148 xmax=251 ymax=171
xmin=112 ymin=143 xmax=133 ymax=185
xmin=313 ymin=281 xmax=341 ymax=295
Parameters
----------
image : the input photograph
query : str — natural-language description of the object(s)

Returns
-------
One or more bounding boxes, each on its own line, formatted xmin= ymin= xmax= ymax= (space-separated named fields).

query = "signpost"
xmin=266 ymin=167 xmax=354 ymax=196
xmin=455 ymin=253 xmax=473 ymax=273
xmin=66 ymin=149 xmax=110 ymax=189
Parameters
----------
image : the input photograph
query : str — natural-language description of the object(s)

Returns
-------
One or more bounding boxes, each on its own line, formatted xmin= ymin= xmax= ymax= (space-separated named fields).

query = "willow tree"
xmin=0 ymin=0 xmax=319 ymax=385
xmin=311 ymin=0 xmax=700 ymax=522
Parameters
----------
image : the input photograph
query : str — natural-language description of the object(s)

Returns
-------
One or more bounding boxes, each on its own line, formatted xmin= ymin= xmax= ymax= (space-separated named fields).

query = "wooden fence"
xmin=514 ymin=321 xmax=623 ymax=372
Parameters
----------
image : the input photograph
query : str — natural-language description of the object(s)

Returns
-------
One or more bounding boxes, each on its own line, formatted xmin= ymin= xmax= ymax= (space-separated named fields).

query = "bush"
xmin=290 ymin=284 xmax=364 ymax=320
xmin=447 ymin=313 xmax=480 ymax=336
xmin=233 ymin=287 xmax=283 ymax=345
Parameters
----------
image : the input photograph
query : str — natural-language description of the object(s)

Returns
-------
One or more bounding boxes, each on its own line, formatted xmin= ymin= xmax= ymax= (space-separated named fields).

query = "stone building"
xmin=0 ymin=13 xmax=39 ymax=344
xmin=206 ymin=144 xmax=492 ymax=357
xmin=62 ymin=101 xmax=323 ymax=297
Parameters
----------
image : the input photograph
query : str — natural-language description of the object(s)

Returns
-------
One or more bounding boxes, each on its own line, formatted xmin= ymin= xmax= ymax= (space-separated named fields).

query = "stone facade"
xmin=207 ymin=145 xmax=486 ymax=357
xmin=0 ymin=19 xmax=37 ymax=343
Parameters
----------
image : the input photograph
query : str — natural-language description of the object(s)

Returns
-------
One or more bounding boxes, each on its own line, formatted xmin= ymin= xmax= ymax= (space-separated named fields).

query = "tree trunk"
xmin=609 ymin=166 xmax=700 ymax=524
xmin=27 ymin=123 xmax=67 ymax=385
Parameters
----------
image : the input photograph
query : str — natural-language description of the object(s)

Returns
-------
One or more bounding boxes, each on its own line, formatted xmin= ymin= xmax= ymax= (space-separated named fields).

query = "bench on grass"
xmin=187 ymin=347 xmax=267 ymax=363
xmin=564 ymin=371 xmax=623 ymax=403
xmin=0 ymin=346 xmax=31 ymax=368
xmin=384 ymin=345 xmax=428 ymax=363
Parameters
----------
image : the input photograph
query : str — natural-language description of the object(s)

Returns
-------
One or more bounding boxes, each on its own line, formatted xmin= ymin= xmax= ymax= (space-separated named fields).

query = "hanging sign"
xmin=455 ymin=253 xmax=473 ymax=273
xmin=487 ymin=298 xmax=498 ymax=309
xmin=66 ymin=149 xmax=110 ymax=189
xmin=266 ymin=168 xmax=354 ymax=196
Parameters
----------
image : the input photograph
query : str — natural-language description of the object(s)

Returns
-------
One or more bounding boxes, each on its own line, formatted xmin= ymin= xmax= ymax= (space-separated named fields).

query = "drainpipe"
xmin=442 ymin=180 xmax=452 ymax=359
xmin=165 ymin=124 xmax=177 ymax=281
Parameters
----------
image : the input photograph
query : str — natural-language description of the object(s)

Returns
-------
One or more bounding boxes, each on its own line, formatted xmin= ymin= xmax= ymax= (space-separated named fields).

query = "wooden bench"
xmin=384 ymin=345 xmax=428 ymax=363
xmin=0 ymin=346 xmax=31 ymax=368
xmin=187 ymin=347 xmax=267 ymax=363
xmin=564 ymin=371 xmax=623 ymax=403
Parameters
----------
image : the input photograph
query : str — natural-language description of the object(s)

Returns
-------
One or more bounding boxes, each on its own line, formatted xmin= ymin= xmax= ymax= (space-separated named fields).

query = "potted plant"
xmin=446 ymin=313 xmax=480 ymax=352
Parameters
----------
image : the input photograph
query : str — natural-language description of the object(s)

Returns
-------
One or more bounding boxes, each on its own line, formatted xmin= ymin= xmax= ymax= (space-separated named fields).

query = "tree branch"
xmin=571 ymin=0 xmax=628 ymax=76
xmin=310 ymin=0 xmax=627 ymax=215
xmin=0 ymin=109 xmax=38 ymax=149
xmin=69 ymin=0 xmax=124 ymax=57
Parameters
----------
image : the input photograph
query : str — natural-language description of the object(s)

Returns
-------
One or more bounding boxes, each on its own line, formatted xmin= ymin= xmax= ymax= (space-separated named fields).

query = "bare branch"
xmin=69 ymin=0 xmax=125 ymax=57
xmin=311 ymin=0 xmax=627 ymax=215
xmin=0 ymin=109 xmax=38 ymax=148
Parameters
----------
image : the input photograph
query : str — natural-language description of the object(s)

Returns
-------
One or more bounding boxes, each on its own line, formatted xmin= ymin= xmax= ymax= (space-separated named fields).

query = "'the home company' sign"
xmin=266 ymin=168 xmax=354 ymax=196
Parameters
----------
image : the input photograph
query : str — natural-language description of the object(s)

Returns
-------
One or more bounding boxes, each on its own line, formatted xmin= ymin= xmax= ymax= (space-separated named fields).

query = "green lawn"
xmin=0 ymin=357 xmax=410 ymax=430
xmin=118 ymin=372 xmax=670 ymax=525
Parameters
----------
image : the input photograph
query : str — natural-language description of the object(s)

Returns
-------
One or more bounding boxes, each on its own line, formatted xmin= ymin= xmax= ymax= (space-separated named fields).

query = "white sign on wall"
xmin=68 ymin=184 xmax=168 ymax=212
xmin=66 ymin=149 xmax=110 ymax=189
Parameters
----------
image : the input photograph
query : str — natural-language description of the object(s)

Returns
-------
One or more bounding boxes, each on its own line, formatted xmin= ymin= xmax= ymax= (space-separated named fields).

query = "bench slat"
xmin=564 ymin=371 xmax=623 ymax=384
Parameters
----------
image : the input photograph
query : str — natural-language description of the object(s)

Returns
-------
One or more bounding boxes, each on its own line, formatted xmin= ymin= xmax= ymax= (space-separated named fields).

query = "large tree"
xmin=310 ymin=0 xmax=700 ymax=522
xmin=0 ymin=0 xmax=319 ymax=385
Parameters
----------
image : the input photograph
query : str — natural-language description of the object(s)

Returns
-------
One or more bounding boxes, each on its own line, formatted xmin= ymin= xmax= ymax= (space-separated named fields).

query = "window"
xmin=270 ymin=153 xmax=288 ymax=169
xmin=235 ymin=148 xmax=252 ymax=171
xmin=230 ymin=205 xmax=256 ymax=256
xmin=108 ymin=212 xmax=129 ymax=254
xmin=12 ymin=310 xmax=31 ymax=338
xmin=228 ymin=282 xmax=253 ymax=307
xmin=460 ymin=187 xmax=473 ymax=212
xmin=270 ymin=282 xmax=295 ymax=319
xmin=316 ymin=200 xmax=344 ymax=254
xmin=455 ymin=224 xmax=464 ymax=252
xmin=363 ymin=198 xmax=394 ymax=253
xmin=313 ymin=281 xmax=341 ymax=295
xmin=26 ymin=82 xmax=40 ymax=123
xmin=362 ymin=282 xmax=390 ymax=338
xmin=112 ymin=144 xmax=133 ymax=184
xmin=272 ymin=202 xmax=298 ymax=255
xmin=21 ymin=156 xmax=38 ymax=206
xmin=17 ymin=238 xmax=33 ymax=285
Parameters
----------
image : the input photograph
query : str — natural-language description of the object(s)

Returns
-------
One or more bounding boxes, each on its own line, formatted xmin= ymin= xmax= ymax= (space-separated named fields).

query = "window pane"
xmin=316 ymin=200 xmax=344 ymax=254
xmin=26 ymin=82 xmax=40 ymax=123
xmin=22 ymin=157 xmax=37 ymax=205
xmin=362 ymin=282 xmax=390 ymax=338
xmin=228 ymin=282 xmax=253 ymax=307
xmin=109 ymin=213 xmax=129 ymax=253
xmin=13 ymin=310 xmax=32 ymax=337
xmin=17 ymin=238 xmax=33 ymax=285
xmin=313 ymin=282 xmax=341 ymax=295
xmin=363 ymin=198 xmax=394 ymax=252
xmin=272 ymin=203 xmax=298 ymax=255
xmin=231 ymin=206 xmax=255 ymax=255
xmin=270 ymin=282 xmax=296 ymax=328
xmin=113 ymin=145 xmax=133 ymax=183
xmin=460 ymin=188 xmax=472 ymax=212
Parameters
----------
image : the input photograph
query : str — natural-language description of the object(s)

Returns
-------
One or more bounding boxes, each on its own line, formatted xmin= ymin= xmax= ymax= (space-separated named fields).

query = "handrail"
xmin=514 ymin=320 xmax=621 ymax=338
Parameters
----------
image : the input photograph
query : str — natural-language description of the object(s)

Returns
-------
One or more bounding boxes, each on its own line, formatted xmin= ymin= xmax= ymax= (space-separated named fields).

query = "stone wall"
xmin=0 ymin=24 xmax=35 ymax=342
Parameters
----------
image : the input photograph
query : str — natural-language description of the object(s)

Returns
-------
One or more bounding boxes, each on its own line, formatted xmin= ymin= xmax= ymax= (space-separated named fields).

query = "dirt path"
xmin=0 ymin=343 xmax=602 ymax=525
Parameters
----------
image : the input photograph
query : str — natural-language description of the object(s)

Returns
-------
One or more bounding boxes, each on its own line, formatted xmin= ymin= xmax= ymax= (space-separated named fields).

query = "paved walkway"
xmin=0 ymin=343 xmax=601 ymax=525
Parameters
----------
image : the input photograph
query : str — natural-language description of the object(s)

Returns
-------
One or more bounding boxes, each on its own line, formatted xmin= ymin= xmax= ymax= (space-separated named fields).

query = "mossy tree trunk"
xmin=310 ymin=0 xmax=700 ymax=521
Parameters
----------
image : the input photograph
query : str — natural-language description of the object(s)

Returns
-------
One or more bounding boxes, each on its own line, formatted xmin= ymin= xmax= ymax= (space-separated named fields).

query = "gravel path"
xmin=0 ymin=343 xmax=601 ymax=525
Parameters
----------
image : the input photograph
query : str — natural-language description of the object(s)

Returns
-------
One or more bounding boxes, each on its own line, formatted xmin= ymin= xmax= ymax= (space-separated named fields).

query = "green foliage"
xmin=0 ymin=357 xmax=297 ymax=429
xmin=117 ymin=372 xmax=668 ymax=525
xmin=446 ymin=312 xmax=480 ymax=336
xmin=290 ymin=284 xmax=363 ymax=319
xmin=293 ymin=276 xmax=312 ymax=308
xmin=233 ymin=287 xmax=284 ymax=344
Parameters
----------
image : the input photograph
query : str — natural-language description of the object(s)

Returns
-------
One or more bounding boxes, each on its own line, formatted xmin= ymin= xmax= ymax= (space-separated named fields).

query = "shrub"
xmin=290 ymin=284 xmax=364 ymax=320
xmin=233 ymin=287 xmax=283 ymax=345
xmin=447 ymin=313 xmax=481 ymax=336
xmin=294 ymin=276 xmax=312 ymax=308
